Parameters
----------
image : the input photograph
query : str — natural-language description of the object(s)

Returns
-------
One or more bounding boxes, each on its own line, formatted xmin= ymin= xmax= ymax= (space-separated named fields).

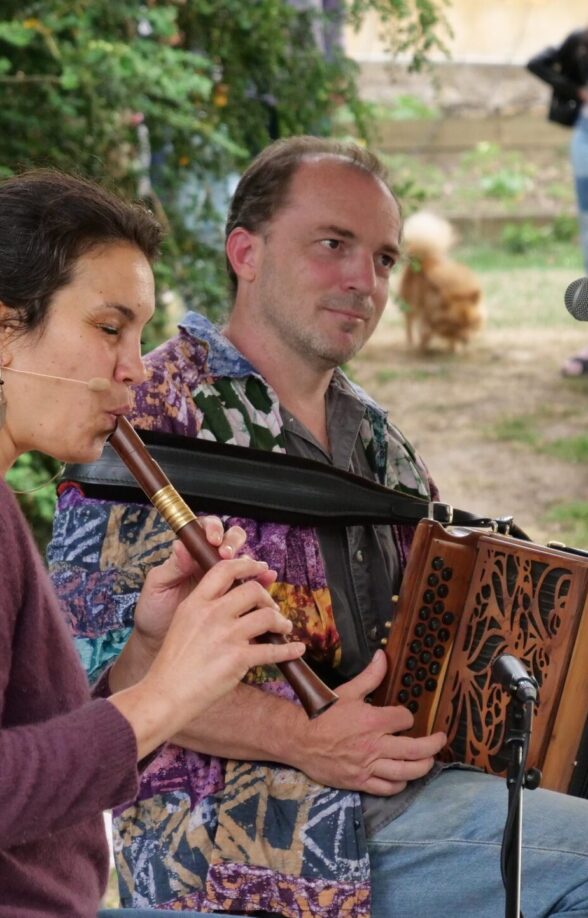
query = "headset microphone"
xmin=2 ymin=366 xmax=110 ymax=391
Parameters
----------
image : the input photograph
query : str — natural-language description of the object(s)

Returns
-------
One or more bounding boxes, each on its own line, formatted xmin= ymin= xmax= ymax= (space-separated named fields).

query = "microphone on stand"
xmin=492 ymin=654 xmax=538 ymax=703
xmin=564 ymin=277 xmax=588 ymax=320
xmin=1 ymin=365 xmax=110 ymax=391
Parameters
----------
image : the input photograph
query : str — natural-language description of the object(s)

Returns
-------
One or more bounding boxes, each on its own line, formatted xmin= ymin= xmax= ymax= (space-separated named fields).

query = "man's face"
xmin=251 ymin=157 xmax=401 ymax=369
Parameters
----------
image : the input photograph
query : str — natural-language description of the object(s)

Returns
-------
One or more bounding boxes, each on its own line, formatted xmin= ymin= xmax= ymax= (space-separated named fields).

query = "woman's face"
xmin=0 ymin=241 xmax=155 ymax=471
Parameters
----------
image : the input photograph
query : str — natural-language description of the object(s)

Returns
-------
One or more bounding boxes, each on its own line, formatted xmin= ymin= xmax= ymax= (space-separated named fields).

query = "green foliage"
xmin=380 ymin=151 xmax=445 ymax=209
xmin=543 ymin=434 xmax=588 ymax=464
xmin=490 ymin=416 xmax=539 ymax=446
xmin=368 ymin=94 xmax=439 ymax=121
xmin=500 ymin=217 xmax=578 ymax=256
xmin=0 ymin=0 xmax=448 ymax=544
xmin=551 ymin=213 xmax=578 ymax=243
xmin=0 ymin=0 xmax=448 ymax=319
xmin=347 ymin=0 xmax=451 ymax=71
xmin=501 ymin=221 xmax=550 ymax=254
xmin=5 ymin=453 xmax=61 ymax=549
xmin=544 ymin=502 xmax=588 ymax=549
xmin=479 ymin=169 xmax=532 ymax=201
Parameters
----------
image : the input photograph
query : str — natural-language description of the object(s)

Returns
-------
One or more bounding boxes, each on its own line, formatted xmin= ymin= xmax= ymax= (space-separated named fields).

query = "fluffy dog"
xmin=398 ymin=212 xmax=484 ymax=352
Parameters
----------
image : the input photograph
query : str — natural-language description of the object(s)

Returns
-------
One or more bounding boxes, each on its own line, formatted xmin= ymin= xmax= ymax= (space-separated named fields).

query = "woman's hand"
xmin=132 ymin=517 xmax=252 ymax=658
xmin=109 ymin=556 xmax=305 ymax=758
xmin=109 ymin=517 xmax=275 ymax=692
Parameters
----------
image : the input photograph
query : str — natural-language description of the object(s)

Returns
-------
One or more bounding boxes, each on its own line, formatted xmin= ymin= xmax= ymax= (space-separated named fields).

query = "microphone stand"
xmin=501 ymin=691 xmax=541 ymax=918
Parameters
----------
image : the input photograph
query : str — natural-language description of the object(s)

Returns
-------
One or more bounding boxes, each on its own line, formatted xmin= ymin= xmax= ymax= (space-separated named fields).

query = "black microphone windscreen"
xmin=564 ymin=277 xmax=588 ymax=321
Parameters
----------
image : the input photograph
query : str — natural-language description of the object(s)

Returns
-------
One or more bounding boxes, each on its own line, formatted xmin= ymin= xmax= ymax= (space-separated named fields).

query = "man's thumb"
xmin=338 ymin=649 xmax=388 ymax=700
xmin=150 ymin=540 xmax=200 ymax=590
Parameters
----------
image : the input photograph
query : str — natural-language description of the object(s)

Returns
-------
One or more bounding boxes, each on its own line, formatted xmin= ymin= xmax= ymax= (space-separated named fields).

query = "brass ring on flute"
xmin=151 ymin=485 xmax=197 ymax=533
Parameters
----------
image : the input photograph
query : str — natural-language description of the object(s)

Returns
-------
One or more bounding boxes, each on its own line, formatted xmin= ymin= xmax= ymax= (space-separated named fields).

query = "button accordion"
xmin=372 ymin=520 xmax=588 ymax=795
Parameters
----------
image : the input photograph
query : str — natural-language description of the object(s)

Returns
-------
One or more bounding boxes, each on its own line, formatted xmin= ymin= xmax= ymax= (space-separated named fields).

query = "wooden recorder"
xmin=372 ymin=520 xmax=588 ymax=794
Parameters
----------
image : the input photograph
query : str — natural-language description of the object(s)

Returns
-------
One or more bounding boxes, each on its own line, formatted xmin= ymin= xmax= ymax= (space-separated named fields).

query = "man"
xmin=49 ymin=137 xmax=588 ymax=917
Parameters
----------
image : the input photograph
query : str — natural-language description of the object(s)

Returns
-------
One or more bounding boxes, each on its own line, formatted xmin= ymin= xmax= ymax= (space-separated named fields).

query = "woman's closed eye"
xmin=98 ymin=324 xmax=121 ymax=337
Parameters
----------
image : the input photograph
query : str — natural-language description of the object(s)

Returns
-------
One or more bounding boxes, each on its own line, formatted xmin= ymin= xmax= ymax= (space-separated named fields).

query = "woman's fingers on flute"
xmin=200 ymin=516 xmax=247 ymax=559
xmin=192 ymin=557 xmax=275 ymax=602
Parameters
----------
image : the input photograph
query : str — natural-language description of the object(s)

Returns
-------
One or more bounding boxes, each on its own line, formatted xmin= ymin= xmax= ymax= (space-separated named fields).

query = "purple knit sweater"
xmin=0 ymin=480 xmax=138 ymax=917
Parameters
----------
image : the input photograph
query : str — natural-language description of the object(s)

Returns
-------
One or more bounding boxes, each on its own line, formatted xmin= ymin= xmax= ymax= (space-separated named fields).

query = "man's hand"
xmin=287 ymin=650 xmax=446 ymax=795
xmin=109 ymin=555 xmax=305 ymax=760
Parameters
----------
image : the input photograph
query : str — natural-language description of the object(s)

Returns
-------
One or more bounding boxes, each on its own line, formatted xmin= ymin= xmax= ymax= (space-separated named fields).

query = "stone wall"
xmin=346 ymin=0 xmax=587 ymax=66
xmin=348 ymin=0 xmax=586 ymax=119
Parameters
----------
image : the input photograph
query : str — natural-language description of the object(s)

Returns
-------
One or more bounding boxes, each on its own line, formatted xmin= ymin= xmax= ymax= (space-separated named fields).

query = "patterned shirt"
xmin=48 ymin=312 xmax=435 ymax=917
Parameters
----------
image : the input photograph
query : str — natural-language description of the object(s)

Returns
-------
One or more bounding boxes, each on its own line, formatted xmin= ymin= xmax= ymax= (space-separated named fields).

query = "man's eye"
xmin=99 ymin=324 xmax=120 ymax=336
xmin=379 ymin=254 xmax=396 ymax=270
xmin=321 ymin=239 xmax=341 ymax=251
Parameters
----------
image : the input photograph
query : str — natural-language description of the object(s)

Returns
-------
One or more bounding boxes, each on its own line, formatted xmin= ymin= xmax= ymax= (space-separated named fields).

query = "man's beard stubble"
xmin=259 ymin=288 xmax=376 ymax=370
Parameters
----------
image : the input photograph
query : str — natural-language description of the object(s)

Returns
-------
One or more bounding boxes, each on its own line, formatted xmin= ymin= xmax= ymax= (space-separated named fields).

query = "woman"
xmin=0 ymin=170 xmax=305 ymax=918
xmin=528 ymin=27 xmax=588 ymax=376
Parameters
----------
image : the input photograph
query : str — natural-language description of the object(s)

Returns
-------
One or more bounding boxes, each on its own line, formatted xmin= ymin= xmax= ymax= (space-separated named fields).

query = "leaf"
xmin=60 ymin=67 xmax=79 ymax=90
xmin=0 ymin=21 xmax=37 ymax=48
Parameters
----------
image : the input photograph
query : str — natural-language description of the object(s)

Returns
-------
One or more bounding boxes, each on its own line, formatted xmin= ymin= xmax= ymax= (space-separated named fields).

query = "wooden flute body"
xmin=109 ymin=416 xmax=338 ymax=718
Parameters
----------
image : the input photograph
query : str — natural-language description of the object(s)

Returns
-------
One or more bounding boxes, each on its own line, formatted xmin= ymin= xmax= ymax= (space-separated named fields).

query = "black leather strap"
xmin=63 ymin=428 xmax=530 ymax=539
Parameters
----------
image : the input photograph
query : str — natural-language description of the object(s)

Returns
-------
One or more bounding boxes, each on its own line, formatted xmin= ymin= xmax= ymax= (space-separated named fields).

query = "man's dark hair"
xmin=225 ymin=136 xmax=399 ymax=296
xmin=0 ymin=169 xmax=163 ymax=335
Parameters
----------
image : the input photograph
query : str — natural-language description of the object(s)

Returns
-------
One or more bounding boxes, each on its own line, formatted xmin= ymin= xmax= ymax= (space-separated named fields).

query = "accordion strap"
xmin=63 ymin=428 xmax=530 ymax=539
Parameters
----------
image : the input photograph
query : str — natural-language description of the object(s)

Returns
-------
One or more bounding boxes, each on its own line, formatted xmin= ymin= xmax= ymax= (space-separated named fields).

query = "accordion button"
xmin=420 ymin=651 xmax=431 ymax=664
xmin=442 ymin=612 xmax=455 ymax=625
xmin=427 ymin=573 xmax=439 ymax=586
xmin=432 ymin=557 xmax=444 ymax=570
xmin=438 ymin=584 xmax=449 ymax=598
xmin=434 ymin=645 xmax=445 ymax=659
xmin=410 ymin=640 xmax=422 ymax=653
xmin=416 ymin=667 xmax=427 ymax=681
xmin=402 ymin=673 xmax=414 ymax=687
xmin=415 ymin=623 xmax=426 ymax=637
xmin=424 ymin=634 xmax=435 ymax=648
xmin=425 ymin=679 xmax=437 ymax=692
xmin=412 ymin=684 xmax=423 ymax=697
xmin=398 ymin=690 xmax=409 ymax=703
xmin=433 ymin=601 xmax=445 ymax=614
xmin=430 ymin=662 xmax=441 ymax=676
xmin=438 ymin=628 xmax=450 ymax=642
xmin=408 ymin=701 xmax=419 ymax=713
xmin=423 ymin=590 xmax=435 ymax=604
xmin=442 ymin=568 xmax=453 ymax=581
xmin=429 ymin=618 xmax=440 ymax=631
xmin=419 ymin=607 xmax=430 ymax=621
xmin=406 ymin=656 xmax=417 ymax=671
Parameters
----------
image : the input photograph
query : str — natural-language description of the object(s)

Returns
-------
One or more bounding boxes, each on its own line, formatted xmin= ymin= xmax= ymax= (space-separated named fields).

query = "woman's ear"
xmin=226 ymin=227 xmax=262 ymax=285
xmin=0 ymin=303 xmax=15 ymax=365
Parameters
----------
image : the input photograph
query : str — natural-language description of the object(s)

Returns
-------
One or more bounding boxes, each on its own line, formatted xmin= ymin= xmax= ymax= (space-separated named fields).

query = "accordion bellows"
xmin=373 ymin=520 xmax=588 ymax=793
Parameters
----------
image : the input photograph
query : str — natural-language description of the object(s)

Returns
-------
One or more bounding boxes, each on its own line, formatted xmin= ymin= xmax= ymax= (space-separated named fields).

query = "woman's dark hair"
xmin=225 ymin=135 xmax=400 ymax=295
xmin=0 ymin=170 xmax=163 ymax=335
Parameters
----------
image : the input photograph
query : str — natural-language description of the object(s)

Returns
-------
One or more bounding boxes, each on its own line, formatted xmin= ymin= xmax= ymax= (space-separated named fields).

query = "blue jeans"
xmin=571 ymin=115 xmax=588 ymax=274
xmin=368 ymin=768 xmax=588 ymax=917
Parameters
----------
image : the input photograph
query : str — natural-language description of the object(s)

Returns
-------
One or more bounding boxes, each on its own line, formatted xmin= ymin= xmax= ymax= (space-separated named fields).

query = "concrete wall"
xmin=346 ymin=1 xmax=588 ymax=115
xmin=346 ymin=0 xmax=587 ymax=65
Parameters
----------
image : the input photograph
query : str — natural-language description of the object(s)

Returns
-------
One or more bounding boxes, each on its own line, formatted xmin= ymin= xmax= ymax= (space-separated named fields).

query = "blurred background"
xmin=1 ymin=0 xmax=586 ymax=547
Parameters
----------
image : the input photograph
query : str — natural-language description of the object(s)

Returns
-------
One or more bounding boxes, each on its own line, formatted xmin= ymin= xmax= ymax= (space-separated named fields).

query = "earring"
xmin=0 ymin=364 xmax=6 ymax=430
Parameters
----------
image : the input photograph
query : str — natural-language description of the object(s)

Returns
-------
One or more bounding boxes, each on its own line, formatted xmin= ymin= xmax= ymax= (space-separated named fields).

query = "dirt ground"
xmin=351 ymin=266 xmax=588 ymax=547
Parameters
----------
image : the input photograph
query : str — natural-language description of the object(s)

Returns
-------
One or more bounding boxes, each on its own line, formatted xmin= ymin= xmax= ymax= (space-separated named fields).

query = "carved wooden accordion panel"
xmin=373 ymin=520 xmax=588 ymax=793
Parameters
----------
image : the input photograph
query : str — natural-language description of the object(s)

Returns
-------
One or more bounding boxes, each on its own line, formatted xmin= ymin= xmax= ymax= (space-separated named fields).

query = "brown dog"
xmin=398 ymin=212 xmax=484 ymax=352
